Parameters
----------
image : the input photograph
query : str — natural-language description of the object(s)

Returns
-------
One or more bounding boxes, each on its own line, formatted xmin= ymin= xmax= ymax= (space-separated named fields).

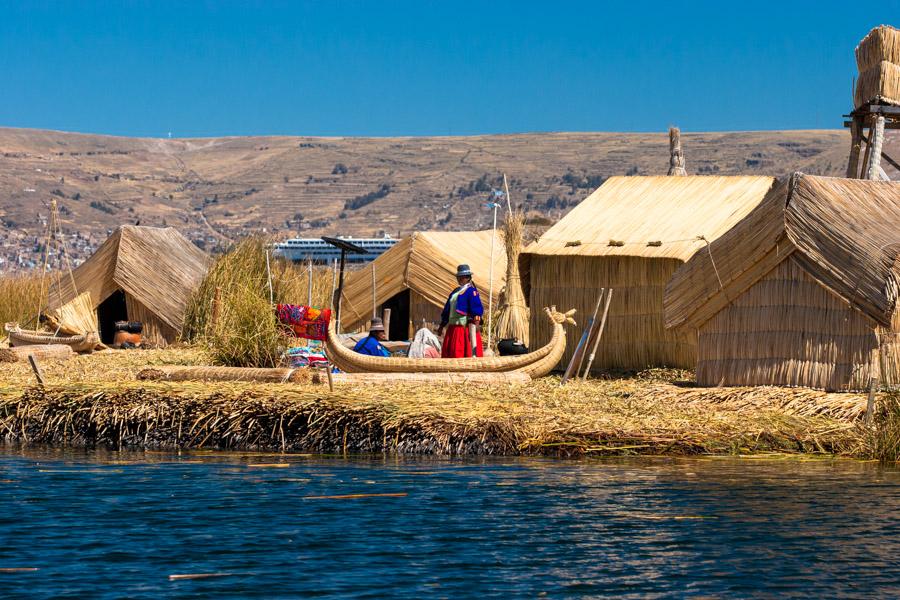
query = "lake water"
xmin=0 ymin=449 xmax=898 ymax=598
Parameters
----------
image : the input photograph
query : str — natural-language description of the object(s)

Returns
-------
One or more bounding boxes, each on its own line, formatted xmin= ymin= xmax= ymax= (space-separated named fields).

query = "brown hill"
xmin=1 ymin=126 xmax=886 ymax=271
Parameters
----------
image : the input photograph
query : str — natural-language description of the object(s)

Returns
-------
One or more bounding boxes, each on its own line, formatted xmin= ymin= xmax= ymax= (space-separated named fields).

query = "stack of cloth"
xmin=855 ymin=25 xmax=900 ymax=107
xmin=284 ymin=342 xmax=329 ymax=368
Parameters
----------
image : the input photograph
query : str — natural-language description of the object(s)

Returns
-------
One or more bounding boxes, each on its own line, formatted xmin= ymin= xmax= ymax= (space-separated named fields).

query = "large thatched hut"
xmin=665 ymin=174 xmax=900 ymax=391
xmin=50 ymin=226 xmax=209 ymax=347
xmin=339 ymin=230 xmax=506 ymax=339
xmin=521 ymin=175 xmax=776 ymax=371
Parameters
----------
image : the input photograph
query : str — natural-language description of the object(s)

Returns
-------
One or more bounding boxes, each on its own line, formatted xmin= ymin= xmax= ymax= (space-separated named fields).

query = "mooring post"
xmin=28 ymin=354 xmax=45 ymax=386
xmin=866 ymin=376 xmax=878 ymax=425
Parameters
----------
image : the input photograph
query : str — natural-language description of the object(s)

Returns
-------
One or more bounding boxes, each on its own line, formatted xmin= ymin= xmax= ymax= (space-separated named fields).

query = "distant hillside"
xmin=1 ymin=126 xmax=887 ymax=271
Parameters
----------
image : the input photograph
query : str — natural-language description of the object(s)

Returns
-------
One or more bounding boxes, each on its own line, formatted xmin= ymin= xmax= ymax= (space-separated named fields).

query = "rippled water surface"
xmin=0 ymin=449 xmax=898 ymax=598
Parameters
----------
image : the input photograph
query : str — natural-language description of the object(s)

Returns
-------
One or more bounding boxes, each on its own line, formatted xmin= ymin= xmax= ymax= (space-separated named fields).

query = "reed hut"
xmin=521 ymin=176 xmax=776 ymax=371
xmin=49 ymin=226 xmax=209 ymax=347
xmin=339 ymin=230 xmax=506 ymax=339
xmin=665 ymin=174 xmax=900 ymax=391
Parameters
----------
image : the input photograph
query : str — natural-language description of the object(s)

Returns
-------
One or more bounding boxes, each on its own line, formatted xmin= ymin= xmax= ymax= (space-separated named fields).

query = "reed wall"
xmin=126 ymin=295 xmax=178 ymax=347
xmin=697 ymin=258 xmax=880 ymax=391
xmin=528 ymin=255 xmax=696 ymax=371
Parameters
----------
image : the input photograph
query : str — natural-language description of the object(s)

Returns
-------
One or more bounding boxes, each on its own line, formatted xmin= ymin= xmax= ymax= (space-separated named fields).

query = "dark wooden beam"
xmin=881 ymin=150 xmax=900 ymax=173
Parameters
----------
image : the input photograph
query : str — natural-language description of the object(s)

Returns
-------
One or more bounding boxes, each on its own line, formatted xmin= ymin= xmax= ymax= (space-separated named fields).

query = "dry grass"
xmin=0 ymin=348 xmax=870 ymax=457
xmin=0 ymin=274 xmax=45 ymax=331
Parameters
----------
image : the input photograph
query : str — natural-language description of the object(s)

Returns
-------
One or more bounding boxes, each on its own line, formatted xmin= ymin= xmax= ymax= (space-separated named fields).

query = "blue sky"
xmin=1 ymin=1 xmax=898 ymax=137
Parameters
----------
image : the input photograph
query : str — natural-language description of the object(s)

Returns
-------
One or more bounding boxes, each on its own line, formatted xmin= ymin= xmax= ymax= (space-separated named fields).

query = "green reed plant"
xmin=182 ymin=237 xmax=335 ymax=367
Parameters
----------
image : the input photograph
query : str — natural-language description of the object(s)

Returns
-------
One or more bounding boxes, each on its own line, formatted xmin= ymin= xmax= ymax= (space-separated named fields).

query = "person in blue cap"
xmin=436 ymin=264 xmax=484 ymax=358
xmin=353 ymin=318 xmax=390 ymax=357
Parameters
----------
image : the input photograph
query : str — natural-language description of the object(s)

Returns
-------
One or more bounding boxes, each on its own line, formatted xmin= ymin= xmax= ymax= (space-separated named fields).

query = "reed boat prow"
xmin=4 ymin=322 xmax=100 ymax=353
xmin=325 ymin=306 xmax=576 ymax=378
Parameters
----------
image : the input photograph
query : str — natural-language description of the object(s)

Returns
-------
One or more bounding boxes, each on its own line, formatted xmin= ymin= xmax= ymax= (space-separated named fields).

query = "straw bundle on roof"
xmin=495 ymin=212 xmax=530 ymax=346
xmin=522 ymin=176 xmax=776 ymax=371
xmin=0 ymin=344 xmax=74 ymax=364
xmin=855 ymin=60 xmax=900 ymax=107
xmin=856 ymin=25 xmax=900 ymax=71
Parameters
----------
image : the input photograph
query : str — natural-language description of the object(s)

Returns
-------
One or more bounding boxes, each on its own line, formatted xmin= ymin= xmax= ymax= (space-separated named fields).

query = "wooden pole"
xmin=382 ymin=308 xmax=392 ymax=340
xmin=866 ymin=376 xmax=877 ymax=425
xmin=28 ymin=354 xmax=46 ymax=386
xmin=503 ymin=173 xmax=512 ymax=212
xmin=582 ymin=289 xmax=613 ymax=380
xmin=487 ymin=201 xmax=497 ymax=352
xmin=307 ymin=259 xmax=313 ymax=307
xmin=330 ymin=259 xmax=337 ymax=309
xmin=861 ymin=115 xmax=875 ymax=180
xmin=561 ymin=291 xmax=604 ymax=386
xmin=846 ymin=115 xmax=864 ymax=178
xmin=371 ymin=263 xmax=377 ymax=320
xmin=574 ymin=291 xmax=604 ymax=379
xmin=335 ymin=250 xmax=347 ymax=333
xmin=867 ymin=115 xmax=887 ymax=180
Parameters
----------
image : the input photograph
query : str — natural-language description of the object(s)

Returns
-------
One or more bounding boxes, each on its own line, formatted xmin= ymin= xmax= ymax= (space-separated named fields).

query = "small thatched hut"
xmin=50 ymin=226 xmax=209 ymax=347
xmin=665 ymin=174 xmax=900 ymax=391
xmin=521 ymin=176 xmax=776 ymax=371
xmin=339 ymin=230 xmax=506 ymax=339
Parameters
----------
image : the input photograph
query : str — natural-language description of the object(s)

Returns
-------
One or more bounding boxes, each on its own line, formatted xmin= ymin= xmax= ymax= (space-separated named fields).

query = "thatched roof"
xmin=340 ymin=230 xmax=506 ymax=332
xmin=522 ymin=176 xmax=776 ymax=261
xmin=49 ymin=226 xmax=209 ymax=332
xmin=665 ymin=174 xmax=900 ymax=330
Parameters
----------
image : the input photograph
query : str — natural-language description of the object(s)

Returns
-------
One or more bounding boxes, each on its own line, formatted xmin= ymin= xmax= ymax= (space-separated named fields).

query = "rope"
xmin=280 ymin=368 xmax=296 ymax=383
xmin=697 ymin=236 xmax=724 ymax=290
xmin=538 ymin=236 xmax=705 ymax=247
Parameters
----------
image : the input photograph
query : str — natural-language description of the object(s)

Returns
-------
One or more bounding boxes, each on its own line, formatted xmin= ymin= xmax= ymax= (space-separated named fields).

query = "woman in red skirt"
xmin=436 ymin=264 xmax=484 ymax=358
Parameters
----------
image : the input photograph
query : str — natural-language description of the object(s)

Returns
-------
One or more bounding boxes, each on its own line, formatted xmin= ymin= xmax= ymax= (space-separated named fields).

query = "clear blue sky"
xmin=1 ymin=1 xmax=898 ymax=137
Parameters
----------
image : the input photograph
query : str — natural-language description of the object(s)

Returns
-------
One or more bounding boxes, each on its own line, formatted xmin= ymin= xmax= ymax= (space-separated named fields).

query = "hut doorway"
xmin=97 ymin=290 xmax=128 ymax=344
xmin=381 ymin=290 xmax=410 ymax=341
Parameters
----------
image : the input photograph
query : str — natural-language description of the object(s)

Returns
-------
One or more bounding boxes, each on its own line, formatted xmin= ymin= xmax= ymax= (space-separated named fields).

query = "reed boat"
xmin=4 ymin=322 xmax=100 ymax=353
xmin=325 ymin=306 xmax=575 ymax=378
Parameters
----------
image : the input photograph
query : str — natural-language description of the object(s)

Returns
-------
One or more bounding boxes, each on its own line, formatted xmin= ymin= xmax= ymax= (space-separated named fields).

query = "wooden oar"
xmin=581 ymin=289 xmax=613 ymax=380
xmin=560 ymin=291 xmax=604 ymax=386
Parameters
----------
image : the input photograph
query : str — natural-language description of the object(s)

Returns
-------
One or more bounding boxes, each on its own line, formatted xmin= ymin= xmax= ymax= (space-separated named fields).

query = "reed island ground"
xmin=0 ymin=348 xmax=880 ymax=458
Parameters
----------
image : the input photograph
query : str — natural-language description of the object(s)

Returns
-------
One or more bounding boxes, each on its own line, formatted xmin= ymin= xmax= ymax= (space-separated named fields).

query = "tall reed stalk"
xmin=0 ymin=274 xmax=45 ymax=330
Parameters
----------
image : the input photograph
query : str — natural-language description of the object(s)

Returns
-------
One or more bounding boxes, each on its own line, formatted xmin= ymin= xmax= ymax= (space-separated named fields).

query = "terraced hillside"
xmin=0 ymin=126 xmax=883 ymax=271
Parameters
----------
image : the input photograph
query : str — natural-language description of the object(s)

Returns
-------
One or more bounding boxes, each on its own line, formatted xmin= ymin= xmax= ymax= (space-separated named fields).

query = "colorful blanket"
xmin=275 ymin=304 xmax=332 ymax=341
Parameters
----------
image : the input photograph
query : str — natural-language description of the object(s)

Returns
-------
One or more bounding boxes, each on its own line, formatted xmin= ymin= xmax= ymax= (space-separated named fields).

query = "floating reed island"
xmin=0 ymin=348 xmax=888 ymax=458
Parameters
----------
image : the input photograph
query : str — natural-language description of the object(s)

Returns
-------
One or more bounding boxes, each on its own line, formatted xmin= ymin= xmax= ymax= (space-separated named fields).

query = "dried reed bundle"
xmin=855 ymin=60 xmax=900 ymax=108
xmin=495 ymin=212 xmax=530 ymax=346
xmin=50 ymin=292 xmax=98 ymax=335
xmin=138 ymin=365 xmax=310 ymax=383
xmin=667 ymin=127 xmax=687 ymax=176
xmin=856 ymin=25 xmax=900 ymax=72
xmin=0 ymin=344 xmax=74 ymax=364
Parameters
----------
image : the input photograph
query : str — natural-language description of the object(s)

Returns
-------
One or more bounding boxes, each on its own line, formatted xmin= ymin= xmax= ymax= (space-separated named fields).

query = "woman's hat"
xmin=455 ymin=264 xmax=473 ymax=277
xmin=369 ymin=318 xmax=385 ymax=332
